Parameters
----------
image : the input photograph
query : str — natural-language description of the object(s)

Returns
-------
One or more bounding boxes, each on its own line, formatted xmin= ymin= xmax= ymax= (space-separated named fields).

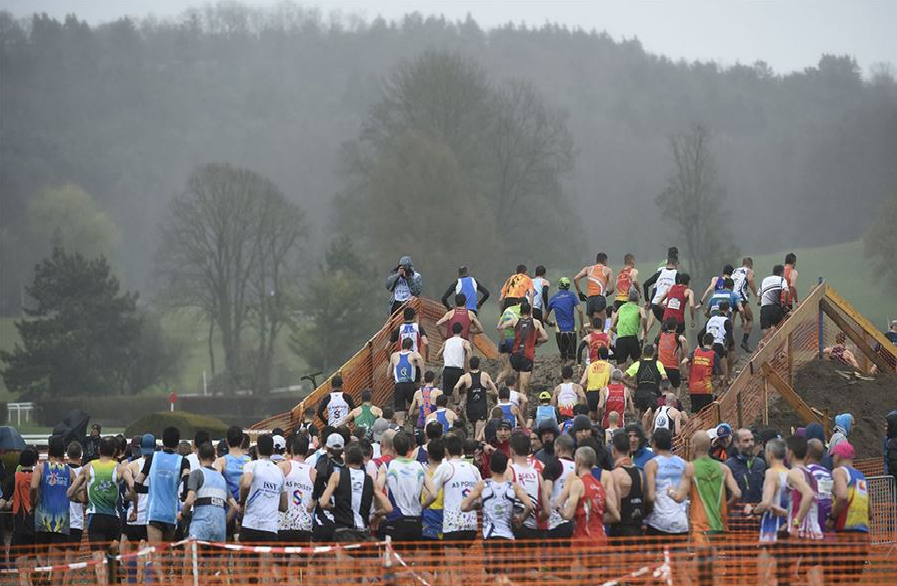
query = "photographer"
xmin=385 ymin=255 xmax=423 ymax=315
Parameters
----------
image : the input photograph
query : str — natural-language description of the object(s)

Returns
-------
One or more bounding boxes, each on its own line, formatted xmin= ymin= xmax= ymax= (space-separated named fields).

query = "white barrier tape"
xmin=388 ymin=545 xmax=434 ymax=586
xmin=189 ymin=538 xmax=387 ymax=555
xmin=1 ymin=538 xmax=193 ymax=574
xmin=599 ymin=563 xmax=660 ymax=586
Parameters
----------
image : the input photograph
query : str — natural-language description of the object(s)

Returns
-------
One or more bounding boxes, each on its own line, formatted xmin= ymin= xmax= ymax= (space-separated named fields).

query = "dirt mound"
xmin=765 ymin=359 xmax=896 ymax=459
xmin=481 ymin=354 xmax=569 ymax=406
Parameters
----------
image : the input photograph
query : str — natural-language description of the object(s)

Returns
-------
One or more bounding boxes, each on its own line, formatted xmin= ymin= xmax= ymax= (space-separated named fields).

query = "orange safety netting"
xmin=4 ymin=534 xmax=897 ymax=585
xmin=251 ymin=297 xmax=498 ymax=434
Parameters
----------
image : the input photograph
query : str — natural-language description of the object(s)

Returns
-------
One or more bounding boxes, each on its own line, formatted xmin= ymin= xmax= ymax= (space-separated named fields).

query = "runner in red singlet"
xmin=435 ymin=294 xmax=484 ymax=340
xmin=599 ymin=369 xmax=631 ymax=429
xmin=656 ymin=273 xmax=695 ymax=333
xmin=655 ymin=318 xmax=689 ymax=390
xmin=576 ymin=317 xmax=611 ymax=366
xmin=557 ymin=446 xmax=618 ymax=543
xmin=499 ymin=301 xmax=548 ymax=399
xmin=613 ymin=254 xmax=640 ymax=314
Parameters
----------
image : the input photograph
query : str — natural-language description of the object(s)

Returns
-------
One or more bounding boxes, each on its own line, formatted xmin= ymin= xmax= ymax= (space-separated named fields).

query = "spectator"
xmin=624 ymin=423 xmax=654 ymax=470
xmin=385 ymin=255 xmax=423 ymax=315
xmin=884 ymin=411 xmax=897 ymax=483
xmin=823 ymin=413 xmax=854 ymax=470
xmin=885 ymin=320 xmax=897 ymax=345
xmin=724 ymin=428 xmax=766 ymax=503
xmin=83 ymin=424 xmax=102 ymax=463
xmin=710 ymin=423 xmax=733 ymax=462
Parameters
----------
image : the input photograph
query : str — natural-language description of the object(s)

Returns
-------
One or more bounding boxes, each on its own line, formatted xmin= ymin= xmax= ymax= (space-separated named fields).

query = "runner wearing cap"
xmin=545 ymin=276 xmax=585 ymax=365
xmin=530 ymin=391 xmax=559 ymax=429
xmin=711 ymin=424 xmax=733 ymax=461
xmin=828 ymin=442 xmax=870 ymax=575
xmin=271 ymin=435 xmax=287 ymax=462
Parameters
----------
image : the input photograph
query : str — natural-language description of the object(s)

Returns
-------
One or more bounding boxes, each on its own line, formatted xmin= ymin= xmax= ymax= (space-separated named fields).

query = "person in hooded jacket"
xmin=884 ymin=411 xmax=897 ymax=486
xmin=534 ymin=419 xmax=561 ymax=464
xmin=624 ymin=423 xmax=655 ymax=470
xmin=823 ymin=413 xmax=854 ymax=471
xmin=385 ymin=255 xmax=423 ymax=315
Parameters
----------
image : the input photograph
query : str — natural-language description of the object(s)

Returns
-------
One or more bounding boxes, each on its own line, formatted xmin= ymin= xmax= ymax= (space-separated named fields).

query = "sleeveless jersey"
xmin=333 ymin=466 xmax=372 ymax=531
xmin=455 ymin=277 xmax=478 ymax=311
xmin=587 ymin=331 xmax=611 ymax=362
xmin=128 ymin=457 xmax=148 ymax=526
xmin=509 ymin=390 xmax=522 ymax=407
xmin=68 ymin=464 xmax=84 ymax=531
xmin=397 ymin=322 xmax=422 ymax=353
xmin=586 ymin=360 xmax=612 ymax=392
xmin=434 ymin=408 xmax=451 ymax=434
xmin=760 ymin=469 xmax=789 ymax=541
xmin=835 ymin=466 xmax=869 ymax=532
xmin=326 ymin=391 xmax=350 ymax=426
xmin=499 ymin=402 xmax=517 ymax=428
xmin=532 ymin=277 xmax=546 ymax=310
xmin=466 ymin=373 xmax=486 ymax=410
xmin=714 ymin=275 xmax=728 ymax=291
xmin=355 ymin=404 xmax=376 ymax=433
xmin=513 ymin=317 xmax=537 ymax=360
xmin=708 ymin=290 xmax=737 ymax=315
xmin=783 ymin=266 xmax=796 ymax=308
xmin=616 ymin=303 xmax=641 ymax=337
xmin=502 ymin=273 xmax=533 ymax=300
xmin=807 ymin=463 xmax=833 ymax=528
xmin=394 ymin=352 xmax=416 ymax=383
xmin=385 ymin=457 xmax=426 ymax=518
xmin=616 ymin=266 xmax=634 ymax=301
xmin=535 ymin=405 xmax=557 ymax=428
xmin=35 ymin=461 xmax=70 ymax=534
xmin=646 ymin=455 xmax=688 ymax=534
xmin=418 ymin=386 xmax=437 ymax=427
xmin=653 ymin=406 xmax=673 ymax=432
xmin=223 ymin=453 xmax=251 ymax=500
xmin=439 ymin=459 xmax=480 ymax=533
xmin=602 ymin=383 xmax=627 ymax=429
xmin=190 ymin=466 xmax=228 ymax=539
xmin=87 ymin=460 xmax=119 ymax=517
xmin=706 ymin=315 xmax=728 ymax=346
xmin=548 ymin=458 xmax=576 ymax=530
xmin=586 ymin=265 xmax=609 ymax=297
xmin=280 ymin=460 xmax=314 ymax=532
xmin=443 ymin=336 xmax=466 ymax=369
xmin=573 ymin=475 xmax=607 ymax=541
xmin=657 ymin=331 xmax=681 ymax=370
xmin=147 ymin=450 xmax=183 ymax=525
xmin=557 ymin=383 xmax=578 ymax=418
xmin=688 ymin=348 xmax=716 ymax=395
xmin=635 ymin=360 xmax=662 ymax=394
xmin=445 ymin=308 xmax=471 ymax=340
xmin=732 ymin=267 xmax=750 ymax=301
xmin=789 ymin=467 xmax=823 ymax=540
xmin=651 ymin=268 xmax=678 ymax=304
xmin=662 ymin=284 xmax=687 ymax=322
xmin=613 ymin=466 xmax=645 ymax=534
xmin=242 ymin=459 xmax=284 ymax=533
xmin=482 ymin=479 xmax=516 ymax=540
xmin=511 ymin=461 xmax=544 ymax=530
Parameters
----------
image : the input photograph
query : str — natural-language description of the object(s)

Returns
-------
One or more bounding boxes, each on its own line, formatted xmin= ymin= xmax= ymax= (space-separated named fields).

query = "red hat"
xmin=831 ymin=442 xmax=855 ymax=460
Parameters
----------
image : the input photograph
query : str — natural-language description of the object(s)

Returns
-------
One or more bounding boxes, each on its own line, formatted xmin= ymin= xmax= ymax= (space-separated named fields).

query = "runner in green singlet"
xmin=340 ymin=388 xmax=382 ymax=438
xmin=609 ymin=289 xmax=647 ymax=368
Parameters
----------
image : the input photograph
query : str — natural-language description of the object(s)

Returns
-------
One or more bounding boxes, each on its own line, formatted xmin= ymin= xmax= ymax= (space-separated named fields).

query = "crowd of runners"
xmin=2 ymin=248 xmax=894 ymax=584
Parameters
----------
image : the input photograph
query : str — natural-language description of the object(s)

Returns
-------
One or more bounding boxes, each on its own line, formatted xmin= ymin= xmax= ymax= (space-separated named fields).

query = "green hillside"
xmin=751 ymin=240 xmax=895 ymax=330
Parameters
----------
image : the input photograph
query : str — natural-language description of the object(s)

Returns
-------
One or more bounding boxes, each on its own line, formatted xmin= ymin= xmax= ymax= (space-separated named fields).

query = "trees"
xmin=656 ymin=124 xmax=739 ymax=279
xmin=288 ymin=236 xmax=381 ymax=376
xmin=155 ymin=163 xmax=306 ymax=394
xmin=0 ymin=247 xmax=174 ymax=398
xmin=863 ymin=196 xmax=897 ymax=291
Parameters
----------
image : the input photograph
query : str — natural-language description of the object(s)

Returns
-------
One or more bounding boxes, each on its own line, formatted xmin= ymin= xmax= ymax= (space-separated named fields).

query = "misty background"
xmin=1 ymin=0 xmax=896 ymax=402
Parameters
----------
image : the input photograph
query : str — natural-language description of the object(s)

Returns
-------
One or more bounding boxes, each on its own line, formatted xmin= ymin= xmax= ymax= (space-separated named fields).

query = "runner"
xmin=436 ymin=321 xmax=471 ymax=405
xmin=499 ymin=264 xmax=534 ymax=310
xmin=656 ymin=317 xmax=689 ymax=390
xmin=495 ymin=301 xmax=522 ymax=386
xmin=542 ymin=435 xmax=577 ymax=544
xmin=134 ymin=426 xmax=190 ymax=543
xmin=421 ymin=438 xmax=444 ymax=542
xmin=506 ymin=433 xmax=548 ymax=541
xmin=574 ymin=252 xmax=615 ymax=322
xmin=656 ymin=273 xmax=695 ymax=333
xmin=378 ymin=431 xmax=436 ymax=546
xmin=31 ymin=436 xmax=74 ymax=572
xmin=698 ymin=264 xmax=735 ymax=307
xmin=705 ymin=277 xmax=743 ymax=320
xmin=649 ymin=392 xmax=686 ymax=438
xmin=440 ymin=265 xmax=490 ymax=314
xmin=277 ymin=434 xmax=315 ymax=543
xmin=556 ymin=446 xmax=618 ymax=542
xmin=752 ymin=438 xmax=789 ymax=541
xmin=669 ymin=431 xmax=741 ymax=544
xmin=496 ymin=386 xmax=525 ymax=429
xmin=642 ymin=252 xmax=679 ymax=334
xmin=319 ymin=443 xmax=392 ymax=542
xmin=310 ymin=433 xmax=345 ymax=542
xmin=805 ymin=438 xmax=834 ymax=532
xmin=644 ymin=429 xmax=689 ymax=539
xmin=783 ymin=253 xmax=799 ymax=310
xmin=409 ymin=371 xmax=442 ymax=430
xmin=580 ymin=346 xmax=612 ymax=422
xmin=732 ymin=258 xmax=759 ymax=352
xmin=623 ymin=344 xmax=668 ymax=416
xmin=391 ymin=307 xmax=429 ymax=358
xmin=65 ymin=442 xmax=84 ymax=551
xmin=182 ymin=442 xmax=239 ymax=542
xmin=240 ymin=434 xmax=286 ymax=542
xmin=436 ymin=294 xmax=484 ymax=342
xmin=702 ymin=301 xmax=735 ymax=382
xmin=2 ymin=449 xmax=37 ymax=573
xmin=530 ymin=391 xmax=559 ymax=429
xmin=759 ymin=264 xmax=789 ymax=339
xmin=426 ymin=394 xmax=459 ymax=433
xmin=454 ymin=356 xmax=496 ymax=440
xmin=827 ymin=442 xmax=870 ymax=579
xmin=598 ymin=369 xmax=632 ymax=430
xmin=388 ymin=338 xmax=425 ymax=428
xmin=500 ymin=301 xmax=548 ymax=398
xmin=385 ymin=255 xmax=422 ymax=315
xmin=608 ymin=431 xmax=645 ymax=537
xmin=551 ymin=365 xmax=587 ymax=422
xmin=609 ymin=288 xmax=646 ymax=368
xmin=317 ymin=375 xmax=356 ymax=428
xmin=784 ymin=436 xmax=823 ymax=540
xmin=123 ymin=434 xmax=152 ymax=553
xmin=613 ymin=254 xmax=640 ymax=313
xmin=432 ymin=434 xmax=482 ymax=544
xmin=577 ymin=317 xmax=611 ymax=367
xmin=545 ymin=276 xmax=585 ymax=365
xmin=67 ymin=437 xmax=129 ymax=551
xmin=531 ymin=265 xmax=551 ymax=323
xmin=683 ymin=333 xmax=722 ymax=414
xmin=504 ymin=375 xmax=529 ymax=414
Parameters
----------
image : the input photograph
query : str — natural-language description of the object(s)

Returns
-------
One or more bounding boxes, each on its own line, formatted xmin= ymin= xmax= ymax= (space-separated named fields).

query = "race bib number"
xmin=668 ymin=298 xmax=681 ymax=310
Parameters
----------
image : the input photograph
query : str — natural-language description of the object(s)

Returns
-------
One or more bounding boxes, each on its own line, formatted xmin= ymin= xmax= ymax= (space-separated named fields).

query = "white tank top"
xmin=438 ymin=459 xmax=481 ymax=533
xmin=653 ymin=406 xmax=672 ymax=431
xmin=128 ymin=457 xmax=148 ymax=526
xmin=280 ymin=460 xmax=314 ymax=532
xmin=532 ymin=277 xmax=545 ymax=310
xmin=241 ymin=459 xmax=284 ymax=534
xmin=732 ymin=267 xmax=750 ymax=300
xmin=652 ymin=268 xmax=678 ymax=304
xmin=645 ymin=454 xmax=688 ymax=534
xmin=548 ymin=458 xmax=576 ymax=530
xmin=385 ymin=458 xmax=426 ymax=517
xmin=443 ymin=337 xmax=466 ymax=369
xmin=557 ymin=383 xmax=578 ymax=408
xmin=706 ymin=315 xmax=728 ymax=346
xmin=509 ymin=390 xmax=521 ymax=407
xmin=69 ymin=465 xmax=84 ymax=530
xmin=482 ymin=480 xmax=516 ymax=540
xmin=327 ymin=392 xmax=349 ymax=426
xmin=511 ymin=461 xmax=542 ymax=530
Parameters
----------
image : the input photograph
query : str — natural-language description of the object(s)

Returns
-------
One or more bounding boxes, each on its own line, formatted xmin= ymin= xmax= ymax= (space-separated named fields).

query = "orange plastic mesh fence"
xmin=5 ymin=535 xmax=897 ymax=585
xmin=250 ymin=297 xmax=498 ymax=434
xmin=673 ymin=281 xmax=896 ymax=459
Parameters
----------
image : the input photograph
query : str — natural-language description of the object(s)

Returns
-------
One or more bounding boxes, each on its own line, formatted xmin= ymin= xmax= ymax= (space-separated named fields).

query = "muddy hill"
xmin=766 ymin=359 xmax=896 ymax=458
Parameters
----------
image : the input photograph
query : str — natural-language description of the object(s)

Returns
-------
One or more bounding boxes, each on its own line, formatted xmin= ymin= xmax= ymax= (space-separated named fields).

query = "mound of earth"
xmin=481 ymin=354 xmax=571 ymax=407
xmin=765 ymin=359 xmax=896 ymax=459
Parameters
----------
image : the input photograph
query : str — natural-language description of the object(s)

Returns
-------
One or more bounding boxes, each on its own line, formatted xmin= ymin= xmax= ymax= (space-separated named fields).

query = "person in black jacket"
xmin=83 ymin=424 xmax=102 ymax=463
xmin=724 ymin=428 xmax=766 ymax=503
xmin=884 ymin=410 xmax=897 ymax=485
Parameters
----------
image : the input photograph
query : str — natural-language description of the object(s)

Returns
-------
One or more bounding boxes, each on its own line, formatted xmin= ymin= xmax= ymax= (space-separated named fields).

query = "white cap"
xmin=272 ymin=435 xmax=286 ymax=452
xmin=326 ymin=433 xmax=345 ymax=450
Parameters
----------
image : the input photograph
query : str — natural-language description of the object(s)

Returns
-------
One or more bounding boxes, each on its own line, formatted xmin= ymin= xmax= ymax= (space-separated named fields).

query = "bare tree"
xmin=656 ymin=124 xmax=738 ymax=279
xmin=156 ymin=163 xmax=305 ymax=393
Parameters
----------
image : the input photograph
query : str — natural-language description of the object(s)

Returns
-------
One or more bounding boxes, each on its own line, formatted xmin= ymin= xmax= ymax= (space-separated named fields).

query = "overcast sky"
xmin=3 ymin=0 xmax=895 ymax=74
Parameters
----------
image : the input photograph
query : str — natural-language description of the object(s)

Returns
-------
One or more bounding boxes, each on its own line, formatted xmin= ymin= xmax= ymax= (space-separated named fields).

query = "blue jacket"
xmin=724 ymin=453 xmax=767 ymax=503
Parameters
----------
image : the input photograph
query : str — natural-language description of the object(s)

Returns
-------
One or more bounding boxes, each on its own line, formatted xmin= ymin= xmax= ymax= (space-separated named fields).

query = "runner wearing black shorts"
xmin=614 ymin=336 xmax=642 ymax=365
xmin=88 ymin=514 xmax=122 ymax=550
xmin=393 ymin=382 xmax=417 ymax=412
